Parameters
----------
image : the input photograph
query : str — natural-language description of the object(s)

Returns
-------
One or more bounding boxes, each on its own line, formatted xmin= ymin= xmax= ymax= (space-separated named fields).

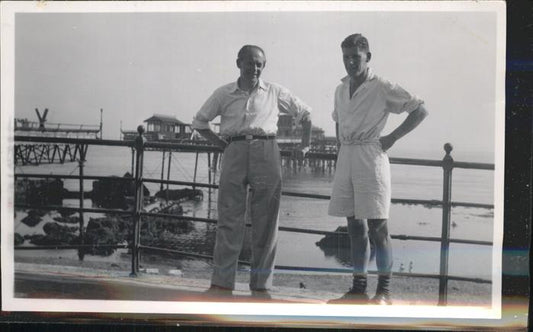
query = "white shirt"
xmin=193 ymin=79 xmax=311 ymax=138
xmin=333 ymin=68 xmax=424 ymax=144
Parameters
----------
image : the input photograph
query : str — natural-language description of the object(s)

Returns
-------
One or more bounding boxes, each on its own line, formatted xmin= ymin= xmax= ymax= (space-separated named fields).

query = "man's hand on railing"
xmin=292 ymin=145 xmax=310 ymax=161
xmin=190 ymin=130 xmax=202 ymax=141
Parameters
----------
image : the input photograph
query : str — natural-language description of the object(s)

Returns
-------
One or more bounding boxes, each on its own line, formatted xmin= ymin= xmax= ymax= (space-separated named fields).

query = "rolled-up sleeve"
xmin=383 ymin=81 xmax=424 ymax=114
xmin=332 ymin=108 xmax=338 ymax=122
xmin=192 ymin=92 xmax=220 ymax=130
xmin=277 ymin=86 xmax=311 ymax=124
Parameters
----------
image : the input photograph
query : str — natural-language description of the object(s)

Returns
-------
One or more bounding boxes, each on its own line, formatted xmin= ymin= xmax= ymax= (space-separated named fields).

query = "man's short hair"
xmin=237 ymin=45 xmax=265 ymax=60
xmin=341 ymin=34 xmax=370 ymax=52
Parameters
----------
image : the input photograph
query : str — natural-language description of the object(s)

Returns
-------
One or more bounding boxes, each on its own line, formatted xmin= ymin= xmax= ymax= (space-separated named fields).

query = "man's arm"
xmin=277 ymin=87 xmax=312 ymax=154
xmin=196 ymin=129 xmax=228 ymax=149
xmin=379 ymin=105 xmax=428 ymax=151
xmin=292 ymin=116 xmax=311 ymax=160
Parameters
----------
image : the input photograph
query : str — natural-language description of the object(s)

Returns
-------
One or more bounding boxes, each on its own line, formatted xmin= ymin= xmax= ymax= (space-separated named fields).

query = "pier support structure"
xmin=14 ymin=143 xmax=87 ymax=166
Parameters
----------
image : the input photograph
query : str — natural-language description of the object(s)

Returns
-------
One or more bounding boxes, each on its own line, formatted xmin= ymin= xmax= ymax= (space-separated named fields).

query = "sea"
xmin=13 ymin=145 xmax=497 ymax=280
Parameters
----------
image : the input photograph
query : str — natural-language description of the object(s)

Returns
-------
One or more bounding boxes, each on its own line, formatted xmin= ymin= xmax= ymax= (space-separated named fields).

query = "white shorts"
xmin=328 ymin=143 xmax=391 ymax=219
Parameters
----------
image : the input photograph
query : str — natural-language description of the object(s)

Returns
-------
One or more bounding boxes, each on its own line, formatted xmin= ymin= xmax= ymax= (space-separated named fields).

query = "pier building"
xmin=121 ymin=114 xmax=192 ymax=141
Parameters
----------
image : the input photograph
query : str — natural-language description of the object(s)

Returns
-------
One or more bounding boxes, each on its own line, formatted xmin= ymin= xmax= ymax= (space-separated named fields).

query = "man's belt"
xmin=228 ymin=135 xmax=276 ymax=142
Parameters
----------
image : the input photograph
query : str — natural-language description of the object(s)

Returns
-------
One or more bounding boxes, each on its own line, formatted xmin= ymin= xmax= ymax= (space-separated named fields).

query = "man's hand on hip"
xmin=379 ymin=135 xmax=396 ymax=152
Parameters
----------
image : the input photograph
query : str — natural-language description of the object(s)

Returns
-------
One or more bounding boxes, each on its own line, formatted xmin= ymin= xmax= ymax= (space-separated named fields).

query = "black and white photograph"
xmin=1 ymin=1 xmax=520 ymax=329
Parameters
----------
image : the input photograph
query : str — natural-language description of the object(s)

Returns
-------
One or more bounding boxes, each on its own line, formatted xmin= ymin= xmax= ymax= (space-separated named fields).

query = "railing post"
xmin=160 ymin=150 xmax=166 ymax=192
xmin=166 ymin=151 xmax=172 ymax=192
xmin=130 ymin=125 xmax=146 ymax=277
xmin=438 ymin=143 xmax=454 ymax=305
xmin=207 ymin=152 xmax=212 ymax=219
xmin=207 ymin=152 xmax=212 ymax=186
xmin=193 ymin=152 xmax=199 ymax=191
xmin=77 ymin=144 xmax=88 ymax=261
xmin=130 ymin=147 xmax=135 ymax=176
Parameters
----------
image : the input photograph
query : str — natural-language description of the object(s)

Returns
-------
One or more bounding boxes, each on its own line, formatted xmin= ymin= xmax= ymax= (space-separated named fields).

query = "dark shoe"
xmin=369 ymin=293 xmax=392 ymax=305
xmin=371 ymin=274 xmax=392 ymax=305
xmin=204 ymin=284 xmax=233 ymax=299
xmin=251 ymin=289 xmax=272 ymax=300
xmin=327 ymin=289 xmax=369 ymax=305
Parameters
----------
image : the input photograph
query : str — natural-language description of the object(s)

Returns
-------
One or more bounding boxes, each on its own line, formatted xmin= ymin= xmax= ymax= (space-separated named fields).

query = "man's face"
xmin=237 ymin=48 xmax=266 ymax=85
xmin=342 ymin=46 xmax=370 ymax=78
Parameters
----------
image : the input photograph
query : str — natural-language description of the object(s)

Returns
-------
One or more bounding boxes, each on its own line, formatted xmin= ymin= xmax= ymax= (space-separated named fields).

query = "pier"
xmin=14 ymin=108 xmax=102 ymax=166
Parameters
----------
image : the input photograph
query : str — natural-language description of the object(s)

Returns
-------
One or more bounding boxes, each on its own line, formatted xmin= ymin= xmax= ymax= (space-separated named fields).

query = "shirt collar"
xmin=233 ymin=78 xmax=267 ymax=92
xmin=341 ymin=68 xmax=375 ymax=84
xmin=258 ymin=79 xmax=267 ymax=90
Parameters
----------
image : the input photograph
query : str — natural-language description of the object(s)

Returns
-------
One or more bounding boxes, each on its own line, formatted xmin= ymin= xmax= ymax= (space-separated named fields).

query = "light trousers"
xmin=211 ymin=139 xmax=281 ymax=290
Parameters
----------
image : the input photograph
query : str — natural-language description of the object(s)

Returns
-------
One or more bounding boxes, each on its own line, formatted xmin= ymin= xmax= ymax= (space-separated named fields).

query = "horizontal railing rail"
xmin=14 ymin=204 xmax=133 ymax=216
xmin=15 ymin=135 xmax=495 ymax=169
xmin=14 ymin=244 xmax=129 ymax=250
xmin=15 ymin=173 xmax=134 ymax=182
xmin=13 ymin=129 xmax=495 ymax=305
xmin=15 ymin=135 xmax=132 ymax=147
xmin=15 ymin=174 xmax=495 ymax=210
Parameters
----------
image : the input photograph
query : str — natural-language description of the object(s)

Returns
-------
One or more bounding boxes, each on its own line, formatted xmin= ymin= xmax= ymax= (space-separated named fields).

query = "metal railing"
xmin=14 ymin=126 xmax=494 ymax=306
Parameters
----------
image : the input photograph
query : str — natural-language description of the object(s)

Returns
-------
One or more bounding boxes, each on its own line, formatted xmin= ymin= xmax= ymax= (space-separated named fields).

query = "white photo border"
xmin=1 ymin=0 xmax=506 ymax=326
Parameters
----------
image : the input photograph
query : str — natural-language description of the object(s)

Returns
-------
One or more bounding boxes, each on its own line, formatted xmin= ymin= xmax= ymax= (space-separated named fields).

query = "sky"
xmin=9 ymin=2 xmax=504 ymax=161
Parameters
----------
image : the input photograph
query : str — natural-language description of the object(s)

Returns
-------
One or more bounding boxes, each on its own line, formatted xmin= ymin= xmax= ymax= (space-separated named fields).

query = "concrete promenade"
xmin=8 ymin=262 xmax=529 ymax=331
xmin=14 ymin=264 xmax=323 ymax=303
xmin=12 ymin=261 xmax=492 ymax=306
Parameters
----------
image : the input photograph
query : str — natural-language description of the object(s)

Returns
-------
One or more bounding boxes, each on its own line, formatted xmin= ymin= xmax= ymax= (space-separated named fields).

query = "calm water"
xmin=14 ymin=145 xmax=497 ymax=279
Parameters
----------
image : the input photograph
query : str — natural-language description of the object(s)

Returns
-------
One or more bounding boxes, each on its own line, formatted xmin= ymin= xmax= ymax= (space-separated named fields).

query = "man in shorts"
xmin=328 ymin=34 xmax=428 ymax=305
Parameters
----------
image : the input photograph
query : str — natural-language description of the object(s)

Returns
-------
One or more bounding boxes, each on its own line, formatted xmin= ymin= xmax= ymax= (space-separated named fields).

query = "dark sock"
xmin=376 ymin=274 xmax=391 ymax=297
xmin=351 ymin=274 xmax=368 ymax=294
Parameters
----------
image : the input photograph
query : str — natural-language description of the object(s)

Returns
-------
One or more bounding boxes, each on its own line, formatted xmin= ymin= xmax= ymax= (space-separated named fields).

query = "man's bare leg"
xmin=328 ymin=217 xmax=370 ymax=304
xmin=368 ymin=218 xmax=393 ymax=304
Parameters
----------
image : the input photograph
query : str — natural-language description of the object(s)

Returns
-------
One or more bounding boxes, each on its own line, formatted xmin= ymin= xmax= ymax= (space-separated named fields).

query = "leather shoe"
xmin=204 ymin=285 xmax=233 ymax=299
xmin=369 ymin=293 xmax=392 ymax=305
xmin=327 ymin=290 xmax=369 ymax=304
xmin=251 ymin=289 xmax=272 ymax=300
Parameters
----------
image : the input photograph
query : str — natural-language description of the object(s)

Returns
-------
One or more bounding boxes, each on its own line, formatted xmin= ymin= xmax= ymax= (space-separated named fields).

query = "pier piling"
xmin=160 ymin=151 xmax=166 ymax=192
